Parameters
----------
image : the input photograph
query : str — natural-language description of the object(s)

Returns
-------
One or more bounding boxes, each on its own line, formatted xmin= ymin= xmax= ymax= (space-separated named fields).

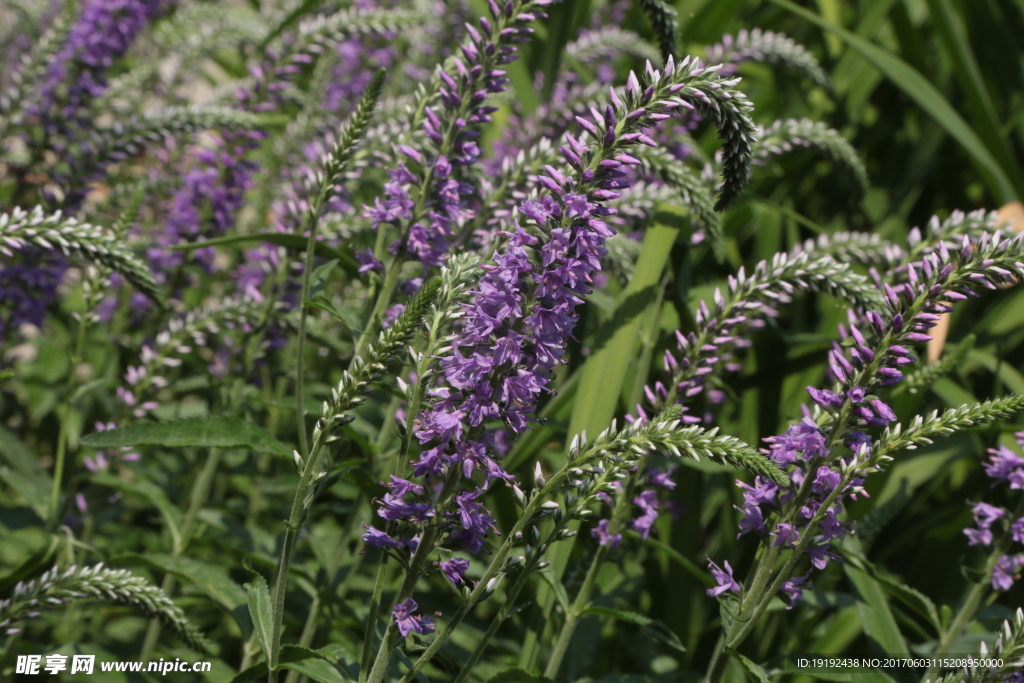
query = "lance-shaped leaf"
xmin=80 ymin=415 xmax=293 ymax=459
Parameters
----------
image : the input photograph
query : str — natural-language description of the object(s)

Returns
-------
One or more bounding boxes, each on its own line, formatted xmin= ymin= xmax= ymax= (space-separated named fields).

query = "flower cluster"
xmin=628 ymin=252 xmax=882 ymax=425
xmin=590 ymin=465 xmax=679 ymax=548
xmin=365 ymin=0 xmax=551 ymax=266
xmin=709 ymin=226 xmax=1024 ymax=606
xmin=35 ymin=0 xmax=165 ymax=124
xmin=0 ymin=252 xmax=63 ymax=340
xmin=363 ymin=56 xmax=755 ymax=603
xmin=391 ymin=597 xmax=435 ymax=637
xmin=113 ymin=297 xmax=262 ymax=418
xmin=963 ymin=433 xmax=1024 ymax=591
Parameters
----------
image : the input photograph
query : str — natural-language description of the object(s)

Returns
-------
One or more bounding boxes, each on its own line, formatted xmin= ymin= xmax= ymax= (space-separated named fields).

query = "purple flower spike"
xmin=631 ymin=490 xmax=660 ymax=540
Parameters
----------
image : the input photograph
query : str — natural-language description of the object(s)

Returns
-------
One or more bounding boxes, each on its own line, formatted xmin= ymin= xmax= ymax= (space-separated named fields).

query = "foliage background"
xmin=2 ymin=0 xmax=1024 ymax=681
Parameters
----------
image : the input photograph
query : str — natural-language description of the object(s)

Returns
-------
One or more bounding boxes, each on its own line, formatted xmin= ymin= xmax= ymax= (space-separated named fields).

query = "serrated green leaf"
xmin=231 ymin=645 xmax=353 ymax=683
xmin=114 ymin=552 xmax=252 ymax=638
xmin=80 ymin=415 xmax=293 ymax=459
xmin=582 ymin=605 xmax=686 ymax=653
xmin=243 ymin=558 xmax=275 ymax=670
xmin=0 ymin=425 xmax=52 ymax=519
xmin=535 ymin=570 xmax=571 ymax=613
xmin=624 ymin=530 xmax=713 ymax=586
xmin=90 ymin=473 xmax=183 ymax=552
xmin=307 ymin=295 xmax=364 ymax=335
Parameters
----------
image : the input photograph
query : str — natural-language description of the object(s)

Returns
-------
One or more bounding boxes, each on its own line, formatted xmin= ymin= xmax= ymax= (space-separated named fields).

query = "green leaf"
xmin=90 ymin=473 xmax=183 ymax=553
xmin=279 ymin=646 xmax=350 ymax=683
xmin=172 ymin=232 xmax=359 ymax=275
xmin=485 ymin=669 xmax=555 ymax=683
xmin=724 ymin=648 xmax=770 ymax=683
xmin=307 ymin=295 xmax=364 ymax=335
xmin=535 ymin=570 xmax=571 ymax=613
xmin=923 ymin=0 xmax=1024 ymax=193
xmin=231 ymin=645 xmax=353 ymax=683
xmin=0 ymin=425 xmax=52 ymax=519
xmin=0 ymin=369 xmax=13 ymax=384
xmin=80 ymin=415 xmax=293 ymax=459
xmin=842 ymin=539 xmax=908 ymax=655
xmin=568 ymin=207 xmax=683 ymax=440
xmin=623 ymin=529 xmax=713 ymax=586
xmin=307 ymin=259 xmax=339 ymax=299
xmin=844 ymin=552 xmax=941 ymax=635
xmin=243 ymin=558 xmax=276 ymax=670
xmin=0 ymin=534 xmax=60 ymax=594
xmin=114 ymin=553 xmax=252 ymax=638
xmin=582 ymin=605 xmax=686 ymax=653
xmin=766 ymin=0 xmax=1018 ymax=203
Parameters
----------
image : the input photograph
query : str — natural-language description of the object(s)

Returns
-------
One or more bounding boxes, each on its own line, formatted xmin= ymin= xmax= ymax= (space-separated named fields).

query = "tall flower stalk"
xmin=355 ymin=0 xmax=551 ymax=358
xmin=705 ymin=225 xmax=1024 ymax=681
xmin=264 ymin=71 xmax=388 ymax=683
xmin=358 ymin=52 xmax=756 ymax=683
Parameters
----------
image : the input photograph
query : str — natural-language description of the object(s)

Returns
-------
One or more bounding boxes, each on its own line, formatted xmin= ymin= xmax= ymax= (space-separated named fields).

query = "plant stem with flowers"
xmin=706 ymin=226 xmax=1024 ymax=682
xmin=357 ymin=51 xmax=757 ymax=681
xmin=354 ymin=0 xmax=553 ymax=361
xmin=393 ymin=410 xmax=783 ymax=683
xmin=922 ymin=442 xmax=1024 ymax=681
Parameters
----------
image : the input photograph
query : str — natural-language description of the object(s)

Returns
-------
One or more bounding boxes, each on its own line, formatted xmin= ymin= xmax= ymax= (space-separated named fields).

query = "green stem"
xmin=544 ymin=463 xmax=643 ymax=679
xmin=351 ymin=254 xmax=403 ymax=362
xmin=453 ymin=547 xmax=550 ymax=683
xmin=49 ymin=312 xmax=89 ymax=527
xmin=921 ymin=493 xmax=1024 ymax=682
xmin=396 ymin=457 xmax=595 ymax=683
xmin=365 ymin=466 xmax=465 ymax=683
xmin=294 ymin=183 xmax=333 ymax=457
xmin=359 ymin=557 xmax=391 ymax=683
xmin=267 ymin=432 xmax=329 ymax=683
xmin=358 ymin=309 xmax=446 ymax=681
